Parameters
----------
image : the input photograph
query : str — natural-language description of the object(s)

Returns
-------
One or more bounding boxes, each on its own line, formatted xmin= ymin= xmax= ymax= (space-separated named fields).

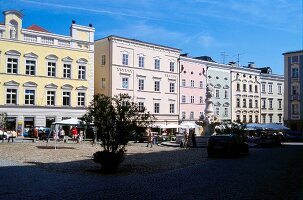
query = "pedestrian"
xmin=184 ymin=131 xmax=189 ymax=148
xmin=59 ymin=128 xmax=65 ymax=141
xmin=78 ymin=130 xmax=84 ymax=144
xmin=146 ymin=129 xmax=153 ymax=148
xmin=191 ymin=130 xmax=197 ymax=148
xmin=71 ymin=127 xmax=78 ymax=143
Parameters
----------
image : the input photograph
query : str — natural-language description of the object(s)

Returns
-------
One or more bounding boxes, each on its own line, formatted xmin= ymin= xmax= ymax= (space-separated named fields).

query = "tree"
xmin=0 ymin=113 xmax=8 ymax=141
xmin=83 ymin=94 xmax=154 ymax=173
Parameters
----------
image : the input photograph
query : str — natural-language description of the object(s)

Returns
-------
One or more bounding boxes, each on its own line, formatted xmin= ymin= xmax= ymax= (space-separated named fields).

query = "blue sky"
xmin=1 ymin=0 xmax=302 ymax=75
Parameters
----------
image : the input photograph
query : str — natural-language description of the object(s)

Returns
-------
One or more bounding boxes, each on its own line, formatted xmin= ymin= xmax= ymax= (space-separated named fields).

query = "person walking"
xmin=71 ymin=127 xmax=78 ymax=143
xmin=146 ymin=129 xmax=153 ymax=148
xmin=59 ymin=128 xmax=65 ymax=142
xmin=184 ymin=131 xmax=189 ymax=148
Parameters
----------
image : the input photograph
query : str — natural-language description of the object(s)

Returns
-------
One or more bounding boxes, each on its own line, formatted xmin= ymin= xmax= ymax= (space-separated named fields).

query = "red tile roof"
xmin=27 ymin=24 xmax=50 ymax=33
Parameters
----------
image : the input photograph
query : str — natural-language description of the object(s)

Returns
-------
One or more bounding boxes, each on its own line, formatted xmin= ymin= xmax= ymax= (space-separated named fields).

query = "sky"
xmin=1 ymin=0 xmax=302 ymax=75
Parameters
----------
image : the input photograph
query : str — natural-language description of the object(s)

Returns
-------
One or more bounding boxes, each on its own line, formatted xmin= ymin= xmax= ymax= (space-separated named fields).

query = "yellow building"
xmin=0 ymin=10 xmax=94 ymax=134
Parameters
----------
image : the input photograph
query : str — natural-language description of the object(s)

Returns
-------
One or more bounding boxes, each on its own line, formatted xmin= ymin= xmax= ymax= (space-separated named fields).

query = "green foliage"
xmin=221 ymin=121 xmax=246 ymax=136
xmin=83 ymin=93 xmax=154 ymax=154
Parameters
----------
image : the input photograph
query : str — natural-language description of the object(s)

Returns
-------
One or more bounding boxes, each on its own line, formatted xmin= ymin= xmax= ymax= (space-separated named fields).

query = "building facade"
xmin=260 ymin=71 xmax=284 ymax=124
xmin=206 ymin=61 xmax=232 ymax=121
xmin=179 ymin=55 xmax=207 ymax=122
xmin=94 ymin=35 xmax=181 ymax=125
xmin=283 ymin=50 xmax=303 ymax=131
xmin=0 ymin=10 xmax=95 ymax=133
xmin=230 ymin=64 xmax=261 ymax=123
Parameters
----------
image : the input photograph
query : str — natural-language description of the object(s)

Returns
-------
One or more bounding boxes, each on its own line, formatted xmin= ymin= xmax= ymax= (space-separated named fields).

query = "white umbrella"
xmin=180 ymin=122 xmax=200 ymax=128
xmin=52 ymin=118 xmax=81 ymax=125
xmin=162 ymin=123 xmax=186 ymax=129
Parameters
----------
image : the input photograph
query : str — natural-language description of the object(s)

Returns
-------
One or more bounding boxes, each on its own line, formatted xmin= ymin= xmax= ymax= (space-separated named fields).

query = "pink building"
xmin=180 ymin=55 xmax=207 ymax=122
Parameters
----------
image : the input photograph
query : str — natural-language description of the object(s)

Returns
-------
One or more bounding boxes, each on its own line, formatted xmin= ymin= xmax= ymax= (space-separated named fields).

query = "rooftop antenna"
xmin=232 ymin=53 xmax=245 ymax=67
xmin=220 ymin=52 xmax=228 ymax=64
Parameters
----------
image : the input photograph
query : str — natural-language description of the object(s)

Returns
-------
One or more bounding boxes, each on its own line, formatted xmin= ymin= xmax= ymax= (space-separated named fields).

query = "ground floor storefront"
xmin=0 ymin=106 xmax=86 ymax=136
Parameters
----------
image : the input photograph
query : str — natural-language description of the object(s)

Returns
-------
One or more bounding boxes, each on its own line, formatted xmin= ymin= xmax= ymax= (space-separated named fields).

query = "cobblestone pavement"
xmin=0 ymin=142 xmax=302 ymax=200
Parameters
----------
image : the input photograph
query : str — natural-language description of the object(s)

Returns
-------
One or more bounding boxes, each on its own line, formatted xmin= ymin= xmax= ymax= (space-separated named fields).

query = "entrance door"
xmin=24 ymin=117 xmax=35 ymax=137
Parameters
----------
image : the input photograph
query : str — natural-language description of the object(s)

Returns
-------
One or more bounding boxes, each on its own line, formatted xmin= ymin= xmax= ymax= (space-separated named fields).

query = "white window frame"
xmin=155 ymin=59 xmax=160 ymax=70
xmin=268 ymin=84 xmax=273 ymax=93
xmin=62 ymin=91 xmax=71 ymax=106
xmin=190 ymin=112 xmax=194 ymax=120
xmin=6 ymin=88 xmax=18 ymax=104
xmin=169 ymin=103 xmax=175 ymax=113
xmin=24 ymin=89 xmax=35 ymax=105
xmin=154 ymin=80 xmax=160 ymax=92
xmin=46 ymin=90 xmax=56 ymax=106
xmin=200 ymin=81 xmax=203 ymax=88
xmin=78 ymin=65 xmax=86 ymax=80
xmin=63 ymin=63 xmax=72 ymax=79
xmin=77 ymin=92 xmax=85 ymax=107
xmin=190 ymin=80 xmax=194 ymax=87
xmin=139 ymin=56 xmax=144 ymax=68
xmin=190 ymin=96 xmax=194 ymax=104
xmin=25 ymin=59 xmax=36 ymax=75
xmin=7 ymin=57 xmax=18 ymax=74
xmin=199 ymin=96 xmax=203 ymax=104
xmin=215 ymin=89 xmax=219 ymax=98
xmin=154 ymin=103 xmax=160 ymax=113
xmin=261 ymin=83 xmax=266 ymax=93
xmin=47 ymin=61 xmax=56 ymax=77
xmin=169 ymin=61 xmax=175 ymax=72
xmin=182 ymin=95 xmax=186 ymax=103
xmin=101 ymin=55 xmax=106 ymax=65
xmin=182 ymin=112 xmax=186 ymax=120
xmin=122 ymin=53 xmax=129 ymax=65
xmin=169 ymin=82 xmax=175 ymax=93
xmin=138 ymin=79 xmax=145 ymax=91
xmin=138 ymin=102 xmax=144 ymax=112
xmin=122 ymin=77 xmax=129 ymax=89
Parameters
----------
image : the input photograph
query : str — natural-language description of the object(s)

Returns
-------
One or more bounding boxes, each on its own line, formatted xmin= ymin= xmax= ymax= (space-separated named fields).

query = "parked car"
xmin=207 ymin=133 xmax=248 ymax=158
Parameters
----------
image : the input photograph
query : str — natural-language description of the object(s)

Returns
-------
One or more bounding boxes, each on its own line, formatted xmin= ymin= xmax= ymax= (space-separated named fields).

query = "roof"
xmin=96 ymin=35 xmax=181 ymax=52
xmin=194 ymin=56 xmax=216 ymax=62
xmin=282 ymin=50 xmax=303 ymax=55
xmin=27 ymin=25 xmax=50 ymax=33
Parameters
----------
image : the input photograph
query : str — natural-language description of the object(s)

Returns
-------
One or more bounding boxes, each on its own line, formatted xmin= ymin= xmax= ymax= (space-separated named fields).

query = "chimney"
xmin=248 ymin=62 xmax=255 ymax=68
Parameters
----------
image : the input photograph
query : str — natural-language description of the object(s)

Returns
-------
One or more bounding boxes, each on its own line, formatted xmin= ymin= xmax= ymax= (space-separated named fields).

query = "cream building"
xmin=0 ymin=10 xmax=95 ymax=133
xmin=259 ymin=69 xmax=284 ymax=124
xmin=95 ymin=36 xmax=181 ymax=125
xmin=230 ymin=63 xmax=261 ymax=123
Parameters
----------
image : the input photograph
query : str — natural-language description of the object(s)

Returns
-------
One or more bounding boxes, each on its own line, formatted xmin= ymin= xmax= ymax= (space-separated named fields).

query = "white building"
xmin=94 ymin=35 xmax=181 ymax=125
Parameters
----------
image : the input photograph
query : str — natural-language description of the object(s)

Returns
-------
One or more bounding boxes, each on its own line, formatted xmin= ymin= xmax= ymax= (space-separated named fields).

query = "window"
xmin=248 ymin=85 xmax=252 ymax=92
xmin=47 ymin=91 xmax=55 ymax=106
xmin=169 ymin=82 xmax=175 ymax=93
xmin=255 ymin=85 xmax=258 ymax=93
xmin=47 ymin=61 xmax=56 ymax=77
xmin=190 ymin=112 xmax=194 ymax=120
xmin=63 ymin=91 xmax=71 ymax=106
xmin=24 ymin=89 xmax=35 ymax=105
xmin=154 ymin=103 xmax=160 ymax=113
xmin=78 ymin=92 xmax=85 ymax=106
xmin=237 ymin=83 xmax=240 ymax=91
xmin=224 ymin=90 xmax=228 ymax=98
xmin=249 ymin=115 xmax=253 ymax=123
xmin=236 ymin=115 xmax=240 ymax=122
xmin=262 ymin=99 xmax=266 ymax=109
xmin=216 ymin=108 xmax=219 ymax=116
xmin=182 ymin=79 xmax=186 ymax=87
xmin=138 ymin=102 xmax=144 ymax=112
xmin=122 ymin=77 xmax=129 ymax=89
xmin=101 ymin=78 xmax=106 ymax=89
xmin=224 ymin=108 xmax=228 ymax=116
xmin=154 ymin=81 xmax=160 ymax=91
xmin=25 ymin=60 xmax=36 ymax=75
xmin=243 ymin=115 xmax=247 ymax=123
xmin=190 ymin=80 xmax=194 ymax=87
xmin=199 ymin=81 xmax=203 ymax=88
xmin=155 ymin=59 xmax=160 ymax=70
xmin=101 ymin=55 xmax=106 ymax=65
xmin=182 ymin=95 xmax=186 ymax=103
xmin=262 ymin=115 xmax=266 ymax=123
xmin=269 ymin=99 xmax=273 ymax=109
xmin=63 ymin=64 xmax=71 ymax=78
xmin=255 ymin=115 xmax=259 ymax=123
xmin=243 ymin=84 xmax=247 ymax=92
xmin=269 ymin=115 xmax=273 ymax=123
xmin=6 ymin=89 xmax=17 ymax=104
xmin=236 ymin=98 xmax=240 ymax=107
xmin=268 ymin=84 xmax=273 ymax=93
xmin=292 ymin=56 xmax=299 ymax=63
xmin=122 ymin=53 xmax=128 ymax=65
xmin=78 ymin=65 xmax=86 ymax=79
xmin=278 ymin=85 xmax=282 ymax=94
xmin=243 ymin=99 xmax=247 ymax=108
xmin=278 ymin=115 xmax=282 ymax=123
xmin=139 ymin=56 xmax=144 ymax=68
xmin=278 ymin=99 xmax=282 ymax=109
xmin=292 ymin=85 xmax=299 ymax=95
xmin=255 ymin=99 xmax=258 ymax=108
xmin=200 ymin=96 xmax=203 ymax=104
xmin=7 ymin=58 xmax=18 ymax=74
xmin=190 ymin=96 xmax=194 ymax=103
xmin=261 ymin=83 xmax=266 ymax=93
xmin=249 ymin=99 xmax=252 ymax=108
xmin=182 ymin=112 xmax=186 ymax=120
xmin=292 ymin=104 xmax=299 ymax=114
xmin=138 ymin=79 xmax=144 ymax=91
xmin=292 ymin=68 xmax=299 ymax=78
xmin=215 ymin=90 xmax=219 ymax=98
xmin=170 ymin=104 xmax=175 ymax=113
xmin=169 ymin=62 xmax=175 ymax=72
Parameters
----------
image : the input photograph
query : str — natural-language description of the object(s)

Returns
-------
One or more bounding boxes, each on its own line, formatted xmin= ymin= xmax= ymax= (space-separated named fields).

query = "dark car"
xmin=207 ymin=134 xmax=248 ymax=158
